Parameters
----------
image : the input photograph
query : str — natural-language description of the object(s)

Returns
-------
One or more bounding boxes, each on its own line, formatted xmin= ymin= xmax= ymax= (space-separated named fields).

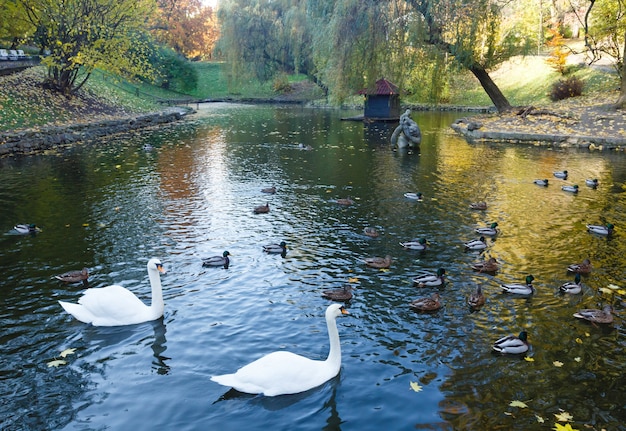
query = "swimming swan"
xmin=211 ymin=304 xmax=349 ymax=396
xmin=58 ymin=258 xmax=166 ymax=326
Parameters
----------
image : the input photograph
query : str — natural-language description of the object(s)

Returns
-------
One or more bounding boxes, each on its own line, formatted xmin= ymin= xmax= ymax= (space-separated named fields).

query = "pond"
xmin=0 ymin=103 xmax=624 ymax=431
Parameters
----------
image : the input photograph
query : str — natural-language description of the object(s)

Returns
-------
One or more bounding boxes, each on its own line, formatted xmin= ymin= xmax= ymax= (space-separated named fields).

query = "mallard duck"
xmin=202 ymin=251 xmax=231 ymax=268
xmin=363 ymin=255 xmax=392 ymax=269
xmin=469 ymin=201 xmax=487 ymax=210
xmin=471 ymin=257 xmax=499 ymax=273
xmin=404 ymin=192 xmax=423 ymax=201
xmin=261 ymin=186 xmax=276 ymax=194
xmin=553 ymin=170 xmax=568 ymax=179
xmin=336 ymin=197 xmax=354 ymax=206
xmin=254 ymin=203 xmax=270 ymax=214
xmin=412 ymin=268 xmax=446 ymax=287
xmin=562 ymin=184 xmax=579 ymax=193
xmin=567 ymin=258 xmax=592 ymax=274
xmin=399 ymin=238 xmax=428 ymax=250
xmin=501 ymin=275 xmax=535 ymax=295
xmin=55 ymin=267 xmax=89 ymax=284
xmin=559 ymin=273 xmax=582 ymax=294
xmin=10 ymin=224 xmax=41 ymax=235
xmin=534 ymin=179 xmax=549 ymax=186
xmin=322 ymin=285 xmax=353 ymax=302
xmin=586 ymin=223 xmax=614 ymax=236
xmin=573 ymin=305 xmax=613 ymax=324
xmin=464 ymin=236 xmax=487 ymax=251
xmin=492 ymin=331 xmax=529 ymax=354
xmin=467 ymin=285 xmax=486 ymax=309
xmin=409 ymin=293 xmax=442 ymax=312
xmin=475 ymin=222 xmax=499 ymax=236
xmin=585 ymin=178 xmax=599 ymax=188
xmin=363 ymin=227 xmax=380 ymax=238
xmin=263 ymin=241 xmax=287 ymax=254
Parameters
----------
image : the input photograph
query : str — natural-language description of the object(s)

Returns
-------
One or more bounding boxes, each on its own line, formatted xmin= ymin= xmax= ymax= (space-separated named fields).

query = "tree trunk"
xmin=615 ymin=30 xmax=626 ymax=109
xmin=468 ymin=64 xmax=512 ymax=113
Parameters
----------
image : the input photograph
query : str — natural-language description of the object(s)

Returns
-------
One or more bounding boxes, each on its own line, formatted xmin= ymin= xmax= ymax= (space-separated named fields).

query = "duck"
xmin=54 ymin=267 xmax=89 ymax=284
xmin=142 ymin=143 xmax=154 ymax=151
xmin=586 ymin=223 xmax=614 ymax=236
xmin=261 ymin=186 xmax=276 ymax=194
xmin=464 ymin=236 xmax=487 ymax=251
xmin=469 ymin=201 xmax=487 ymax=210
xmin=58 ymin=258 xmax=166 ymax=326
xmin=492 ymin=331 xmax=529 ymax=354
xmin=467 ymin=285 xmax=486 ymax=309
xmin=202 ymin=251 xmax=231 ymax=268
xmin=567 ymin=258 xmax=592 ymax=274
xmin=336 ymin=197 xmax=354 ymax=206
xmin=553 ymin=170 xmax=568 ymax=179
xmin=10 ymin=224 xmax=41 ymax=235
xmin=363 ymin=227 xmax=380 ymax=238
xmin=210 ymin=304 xmax=349 ymax=396
xmin=263 ymin=241 xmax=287 ymax=254
xmin=475 ymin=222 xmax=499 ymax=236
xmin=559 ymin=273 xmax=582 ymax=294
xmin=533 ymin=179 xmax=549 ymax=186
xmin=585 ymin=178 xmax=599 ymax=188
xmin=399 ymin=238 xmax=428 ymax=250
xmin=363 ymin=255 xmax=392 ymax=269
xmin=322 ymin=285 xmax=353 ymax=302
xmin=561 ymin=184 xmax=579 ymax=193
xmin=412 ymin=268 xmax=446 ymax=287
xmin=573 ymin=305 xmax=613 ymax=324
xmin=254 ymin=203 xmax=270 ymax=214
xmin=471 ymin=257 xmax=499 ymax=273
xmin=501 ymin=275 xmax=535 ymax=295
xmin=409 ymin=293 xmax=442 ymax=312
xmin=404 ymin=192 xmax=423 ymax=201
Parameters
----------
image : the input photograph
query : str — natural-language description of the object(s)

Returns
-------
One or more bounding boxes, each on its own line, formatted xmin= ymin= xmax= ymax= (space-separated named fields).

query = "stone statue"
xmin=391 ymin=109 xmax=421 ymax=150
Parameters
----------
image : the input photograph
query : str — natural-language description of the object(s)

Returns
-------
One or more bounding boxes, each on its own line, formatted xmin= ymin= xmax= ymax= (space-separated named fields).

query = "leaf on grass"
xmin=60 ymin=348 xmax=76 ymax=358
xmin=409 ymin=381 xmax=423 ymax=392
xmin=553 ymin=361 xmax=564 ymax=367
xmin=553 ymin=423 xmax=580 ymax=431
xmin=554 ymin=411 xmax=574 ymax=422
xmin=47 ymin=359 xmax=66 ymax=368
xmin=509 ymin=400 xmax=528 ymax=408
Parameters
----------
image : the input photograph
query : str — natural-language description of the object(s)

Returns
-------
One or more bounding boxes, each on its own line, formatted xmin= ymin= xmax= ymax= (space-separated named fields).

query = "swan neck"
xmin=148 ymin=268 xmax=164 ymax=313
xmin=325 ymin=314 xmax=342 ymax=369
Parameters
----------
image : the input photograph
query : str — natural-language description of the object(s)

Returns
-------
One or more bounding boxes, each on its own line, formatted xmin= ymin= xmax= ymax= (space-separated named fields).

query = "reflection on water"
xmin=0 ymin=103 xmax=624 ymax=431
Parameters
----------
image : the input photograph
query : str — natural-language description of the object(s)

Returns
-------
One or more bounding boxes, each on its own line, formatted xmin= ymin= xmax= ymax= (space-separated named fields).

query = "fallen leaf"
xmin=575 ymin=338 xmax=583 ymax=344
xmin=47 ymin=359 xmax=66 ymax=368
xmin=554 ymin=411 xmax=574 ymax=422
xmin=535 ymin=415 xmax=545 ymax=423
xmin=348 ymin=277 xmax=359 ymax=283
xmin=574 ymin=357 xmax=581 ymax=362
xmin=509 ymin=400 xmax=528 ymax=408
xmin=524 ymin=356 xmax=535 ymax=362
xmin=60 ymin=348 xmax=76 ymax=358
xmin=553 ymin=423 xmax=580 ymax=431
xmin=553 ymin=361 xmax=564 ymax=367
xmin=409 ymin=381 xmax=423 ymax=392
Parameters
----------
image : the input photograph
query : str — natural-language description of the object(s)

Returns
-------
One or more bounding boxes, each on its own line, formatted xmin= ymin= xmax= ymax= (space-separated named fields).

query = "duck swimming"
xmin=475 ymin=222 xmax=499 ymax=236
xmin=573 ymin=305 xmax=613 ymax=324
xmin=9 ymin=224 xmax=41 ymax=235
xmin=561 ymin=184 xmax=579 ymax=193
xmin=322 ymin=285 xmax=353 ymax=302
xmin=467 ymin=285 xmax=486 ymax=309
xmin=202 ymin=251 xmax=231 ymax=268
xmin=559 ymin=273 xmax=582 ymax=294
xmin=55 ymin=267 xmax=89 ymax=285
xmin=363 ymin=227 xmax=380 ymax=238
xmin=404 ymin=192 xmax=423 ymax=201
xmin=336 ymin=197 xmax=354 ymax=206
xmin=533 ymin=179 xmax=549 ymax=186
xmin=254 ymin=203 xmax=270 ymax=214
xmin=261 ymin=186 xmax=276 ymax=194
xmin=263 ymin=241 xmax=287 ymax=254
xmin=585 ymin=178 xmax=599 ymax=188
xmin=363 ymin=255 xmax=392 ymax=269
xmin=399 ymin=238 xmax=428 ymax=250
xmin=412 ymin=268 xmax=446 ymax=287
xmin=471 ymin=257 xmax=499 ymax=273
xmin=586 ymin=223 xmax=614 ymax=236
xmin=567 ymin=258 xmax=592 ymax=274
xmin=501 ymin=275 xmax=535 ymax=295
xmin=492 ymin=331 xmax=529 ymax=354
xmin=553 ymin=170 xmax=568 ymax=179
xmin=469 ymin=201 xmax=487 ymax=210
xmin=409 ymin=293 xmax=442 ymax=312
xmin=464 ymin=236 xmax=487 ymax=251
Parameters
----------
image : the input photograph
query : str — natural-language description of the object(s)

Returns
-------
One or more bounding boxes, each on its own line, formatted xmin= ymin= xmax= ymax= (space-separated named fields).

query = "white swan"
xmin=211 ymin=304 xmax=349 ymax=396
xmin=58 ymin=258 xmax=166 ymax=326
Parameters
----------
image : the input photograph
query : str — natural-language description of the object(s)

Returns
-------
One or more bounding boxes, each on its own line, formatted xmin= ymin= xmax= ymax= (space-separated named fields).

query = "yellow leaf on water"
xmin=348 ymin=277 xmax=360 ymax=283
xmin=60 ymin=348 xmax=76 ymax=358
xmin=575 ymin=338 xmax=583 ymax=344
xmin=509 ymin=400 xmax=528 ymax=408
xmin=535 ymin=415 xmax=545 ymax=423
xmin=553 ymin=423 xmax=579 ymax=431
xmin=47 ymin=359 xmax=66 ymax=368
xmin=607 ymin=284 xmax=621 ymax=290
xmin=574 ymin=357 xmax=581 ymax=362
xmin=409 ymin=381 xmax=423 ymax=392
xmin=82 ymin=223 xmax=89 ymax=227
xmin=554 ymin=411 xmax=574 ymax=422
xmin=524 ymin=356 xmax=535 ymax=362
xmin=553 ymin=361 xmax=564 ymax=367
xmin=379 ymin=268 xmax=390 ymax=272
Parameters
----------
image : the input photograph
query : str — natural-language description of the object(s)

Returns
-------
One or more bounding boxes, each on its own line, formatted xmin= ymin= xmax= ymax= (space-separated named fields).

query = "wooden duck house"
xmin=358 ymin=78 xmax=400 ymax=121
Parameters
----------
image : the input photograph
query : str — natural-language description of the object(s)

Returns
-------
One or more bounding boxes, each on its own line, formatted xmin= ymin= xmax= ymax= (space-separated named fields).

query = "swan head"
xmin=326 ymin=303 xmax=349 ymax=319
xmin=147 ymin=258 xmax=166 ymax=274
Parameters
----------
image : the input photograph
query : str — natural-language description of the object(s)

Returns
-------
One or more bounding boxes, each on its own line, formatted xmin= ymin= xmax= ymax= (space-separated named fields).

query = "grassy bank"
xmin=0 ymin=55 xmax=619 ymax=133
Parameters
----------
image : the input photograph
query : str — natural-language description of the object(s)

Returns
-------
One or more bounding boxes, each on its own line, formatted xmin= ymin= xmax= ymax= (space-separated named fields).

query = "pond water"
xmin=0 ymin=104 xmax=624 ymax=431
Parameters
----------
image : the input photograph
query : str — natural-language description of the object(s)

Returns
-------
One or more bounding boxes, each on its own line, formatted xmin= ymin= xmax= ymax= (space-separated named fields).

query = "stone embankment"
xmin=0 ymin=107 xmax=193 ymax=157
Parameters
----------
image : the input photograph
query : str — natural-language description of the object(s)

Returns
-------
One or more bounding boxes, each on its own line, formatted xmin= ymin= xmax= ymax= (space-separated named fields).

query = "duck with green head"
xmin=412 ymin=268 xmax=446 ymax=287
xmin=492 ymin=331 xmax=529 ymax=354
xmin=501 ymin=275 xmax=535 ymax=295
xmin=559 ymin=273 xmax=582 ymax=294
xmin=203 ymin=251 xmax=231 ymax=268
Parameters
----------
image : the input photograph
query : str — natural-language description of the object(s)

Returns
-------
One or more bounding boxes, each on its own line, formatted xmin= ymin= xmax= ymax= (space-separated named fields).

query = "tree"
xmin=0 ymin=0 xmax=33 ymax=46
xmin=18 ymin=0 xmax=158 ymax=95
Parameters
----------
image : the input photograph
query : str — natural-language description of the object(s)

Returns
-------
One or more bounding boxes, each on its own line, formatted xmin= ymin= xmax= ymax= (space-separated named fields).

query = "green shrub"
xmin=549 ymin=76 xmax=584 ymax=101
xmin=272 ymin=74 xmax=292 ymax=94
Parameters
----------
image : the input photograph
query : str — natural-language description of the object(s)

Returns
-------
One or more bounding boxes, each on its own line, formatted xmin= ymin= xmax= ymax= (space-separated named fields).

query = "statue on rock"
xmin=391 ymin=109 xmax=421 ymax=151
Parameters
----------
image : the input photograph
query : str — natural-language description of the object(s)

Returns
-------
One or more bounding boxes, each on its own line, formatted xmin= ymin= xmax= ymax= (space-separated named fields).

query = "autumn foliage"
xmin=545 ymin=28 xmax=569 ymax=75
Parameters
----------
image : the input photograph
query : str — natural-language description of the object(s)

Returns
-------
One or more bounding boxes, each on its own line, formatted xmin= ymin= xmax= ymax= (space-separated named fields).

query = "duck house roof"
xmin=358 ymin=78 xmax=399 ymax=95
